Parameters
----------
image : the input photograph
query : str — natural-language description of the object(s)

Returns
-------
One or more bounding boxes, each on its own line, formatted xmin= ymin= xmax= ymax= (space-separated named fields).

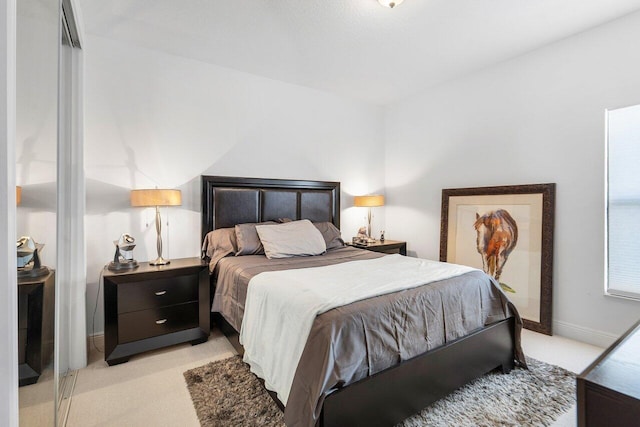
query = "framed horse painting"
xmin=440 ymin=183 xmax=555 ymax=335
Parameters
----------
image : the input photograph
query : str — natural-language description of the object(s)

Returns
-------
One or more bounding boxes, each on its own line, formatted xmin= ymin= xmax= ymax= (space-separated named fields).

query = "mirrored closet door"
xmin=16 ymin=0 xmax=59 ymax=424
xmin=56 ymin=0 xmax=83 ymax=423
xmin=17 ymin=0 xmax=82 ymax=425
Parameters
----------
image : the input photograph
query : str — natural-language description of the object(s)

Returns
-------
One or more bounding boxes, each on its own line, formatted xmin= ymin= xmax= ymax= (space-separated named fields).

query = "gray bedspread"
xmin=212 ymin=247 xmax=385 ymax=331
xmin=211 ymin=247 xmax=525 ymax=427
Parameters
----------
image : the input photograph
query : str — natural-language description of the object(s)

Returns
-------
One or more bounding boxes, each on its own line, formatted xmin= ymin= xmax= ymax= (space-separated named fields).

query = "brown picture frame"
xmin=440 ymin=183 xmax=555 ymax=335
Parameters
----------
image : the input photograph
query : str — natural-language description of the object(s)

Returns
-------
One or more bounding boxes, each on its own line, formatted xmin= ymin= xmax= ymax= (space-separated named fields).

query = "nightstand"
xmin=18 ymin=271 xmax=54 ymax=386
xmin=577 ymin=319 xmax=640 ymax=426
xmin=347 ymin=240 xmax=407 ymax=255
xmin=103 ymin=257 xmax=209 ymax=366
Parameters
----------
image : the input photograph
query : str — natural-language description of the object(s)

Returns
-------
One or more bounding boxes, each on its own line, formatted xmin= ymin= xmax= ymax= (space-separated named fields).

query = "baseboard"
xmin=553 ymin=320 xmax=618 ymax=348
xmin=86 ymin=333 xmax=105 ymax=355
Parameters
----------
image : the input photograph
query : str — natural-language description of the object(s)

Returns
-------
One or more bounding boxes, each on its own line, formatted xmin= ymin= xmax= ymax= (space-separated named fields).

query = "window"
xmin=606 ymin=104 xmax=640 ymax=300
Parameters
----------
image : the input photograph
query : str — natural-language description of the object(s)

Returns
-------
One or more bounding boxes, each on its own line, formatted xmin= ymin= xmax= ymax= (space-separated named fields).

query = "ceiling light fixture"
xmin=378 ymin=0 xmax=404 ymax=8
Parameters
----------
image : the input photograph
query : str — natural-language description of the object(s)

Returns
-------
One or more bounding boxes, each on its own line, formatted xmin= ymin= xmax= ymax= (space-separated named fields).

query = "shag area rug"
xmin=184 ymin=356 xmax=575 ymax=427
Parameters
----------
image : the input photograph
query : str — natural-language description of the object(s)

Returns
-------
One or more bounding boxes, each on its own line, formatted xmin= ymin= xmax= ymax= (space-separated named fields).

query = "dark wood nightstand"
xmin=347 ymin=240 xmax=407 ymax=255
xmin=103 ymin=257 xmax=209 ymax=366
xmin=18 ymin=271 xmax=54 ymax=386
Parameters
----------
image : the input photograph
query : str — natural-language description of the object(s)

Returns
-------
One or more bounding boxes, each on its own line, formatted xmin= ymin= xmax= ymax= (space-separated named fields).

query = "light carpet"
xmin=184 ymin=356 xmax=575 ymax=427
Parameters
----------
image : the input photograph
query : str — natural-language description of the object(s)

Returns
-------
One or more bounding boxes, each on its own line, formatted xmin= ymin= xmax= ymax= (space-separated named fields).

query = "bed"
xmin=201 ymin=175 xmax=525 ymax=427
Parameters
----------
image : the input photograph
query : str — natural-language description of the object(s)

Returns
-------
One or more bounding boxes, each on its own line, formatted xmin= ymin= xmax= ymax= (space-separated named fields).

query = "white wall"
xmin=84 ymin=35 xmax=385 ymax=335
xmin=384 ymin=10 xmax=640 ymax=347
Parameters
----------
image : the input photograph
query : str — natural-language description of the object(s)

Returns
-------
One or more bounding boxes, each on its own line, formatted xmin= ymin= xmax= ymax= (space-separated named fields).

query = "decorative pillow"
xmin=313 ymin=222 xmax=345 ymax=250
xmin=201 ymin=228 xmax=237 ymax=271
xmin=235 ymin=221 xmax=276 ymax=256
xmin=255 ymin=219 xmax=327 ymax=259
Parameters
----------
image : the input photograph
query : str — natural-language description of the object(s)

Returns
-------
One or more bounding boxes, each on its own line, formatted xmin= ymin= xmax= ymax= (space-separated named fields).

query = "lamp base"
xmin=108 ymin=259 xmax=139 ymax=272
xmin=150 ymin=257 xmax=170 ymax=266
xmin=18 ymin=265 xmax=49 ymax=279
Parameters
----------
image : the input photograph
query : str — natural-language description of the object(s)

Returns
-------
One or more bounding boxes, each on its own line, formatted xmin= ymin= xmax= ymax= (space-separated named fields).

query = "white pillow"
xmin=255 ymin=219 xmax=327 ymax=259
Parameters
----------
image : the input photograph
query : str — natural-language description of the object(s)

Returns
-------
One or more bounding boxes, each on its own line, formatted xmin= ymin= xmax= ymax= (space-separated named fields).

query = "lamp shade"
xmin=16 ymin=186 xmax=21 ymax=206
xmin=130 ymin=189 xmax=182 ymax=207
xmin=354 ymin=195 xmax=385 ymax=207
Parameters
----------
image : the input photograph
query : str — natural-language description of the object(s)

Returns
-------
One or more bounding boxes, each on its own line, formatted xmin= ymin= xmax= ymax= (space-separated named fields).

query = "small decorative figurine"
xmin=380 ymin=230 xmax=385 ymax=242
xmin=16 ymin=236 xmax=49 ymax=278
xmin=108 ymin=233 xmax=139 ymax=271
xmin=351 ymin=226 xmax=368 ymax=244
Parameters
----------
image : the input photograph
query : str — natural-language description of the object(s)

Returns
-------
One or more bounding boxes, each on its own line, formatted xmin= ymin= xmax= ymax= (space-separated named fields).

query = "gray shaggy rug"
xmin=184 ymin=356 xmax=575 ymax=427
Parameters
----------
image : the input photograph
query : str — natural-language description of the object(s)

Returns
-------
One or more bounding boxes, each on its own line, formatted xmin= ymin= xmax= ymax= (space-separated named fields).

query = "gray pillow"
xmin=235 ymin=221 xmax=276 ymax=256
xmin=313 ymin=222 xmax=345 ymax=250
xmin=201 ymin=228 xmax=237 ymax=271
xmin=256 ymin=220 xmax=326 ymax=259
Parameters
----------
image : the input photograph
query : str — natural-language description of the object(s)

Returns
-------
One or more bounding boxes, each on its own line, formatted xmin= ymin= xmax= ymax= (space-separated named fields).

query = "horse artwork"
xmin=474 ymin=209 xmax=518 ymax=293
xmin=441 ymin=184 xmax=555 ymax=334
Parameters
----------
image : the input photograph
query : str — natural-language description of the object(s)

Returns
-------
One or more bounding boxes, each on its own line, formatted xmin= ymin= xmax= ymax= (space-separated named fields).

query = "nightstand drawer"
xmin=375 ymin=247 xmax=403 ymax=255
xmin=118 ymin=302 xmax=199 ymax=344
xmin=117 ymin=275 xmax=198 ymax=314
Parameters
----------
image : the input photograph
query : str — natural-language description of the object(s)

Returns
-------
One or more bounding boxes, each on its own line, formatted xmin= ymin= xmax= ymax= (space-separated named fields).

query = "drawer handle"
xmin=155 ymin=319 xmax=167 ymax=325
xmin=155 ymin=290 xmax=167 ymax=296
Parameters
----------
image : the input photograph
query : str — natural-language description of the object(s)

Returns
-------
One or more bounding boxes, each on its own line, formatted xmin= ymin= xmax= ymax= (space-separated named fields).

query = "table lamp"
xmin=130 ymin=189 xmax=182 ymax=265
xmin=354 ymin=194 xmax=385 ymax=239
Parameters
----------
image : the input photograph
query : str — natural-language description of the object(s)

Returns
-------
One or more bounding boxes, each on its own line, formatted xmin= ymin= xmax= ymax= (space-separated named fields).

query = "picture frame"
xmin=440 ymin=183 xmax=555 ymax=335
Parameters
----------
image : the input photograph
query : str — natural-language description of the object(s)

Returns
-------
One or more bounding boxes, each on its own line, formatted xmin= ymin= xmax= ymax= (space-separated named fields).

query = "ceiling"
xmin=80 ymin=0 xmax=640 ymax=105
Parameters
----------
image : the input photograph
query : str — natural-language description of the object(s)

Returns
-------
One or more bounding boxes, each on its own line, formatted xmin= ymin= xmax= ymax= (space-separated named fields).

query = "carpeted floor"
xmin=184 ymin=356 xmax=575 ymax=427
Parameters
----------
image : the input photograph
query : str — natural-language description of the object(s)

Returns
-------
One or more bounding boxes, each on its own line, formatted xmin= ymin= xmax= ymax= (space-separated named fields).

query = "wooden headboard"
xmin=201 ymin=176 xmax=340 ymax=243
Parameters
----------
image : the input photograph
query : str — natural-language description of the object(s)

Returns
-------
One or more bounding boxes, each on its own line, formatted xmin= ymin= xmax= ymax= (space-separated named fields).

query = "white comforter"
xmin=239 ymin=254 xmax=476 ymax=405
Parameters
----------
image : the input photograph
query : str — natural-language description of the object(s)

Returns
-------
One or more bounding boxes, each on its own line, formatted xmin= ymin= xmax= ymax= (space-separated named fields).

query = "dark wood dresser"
xmin=103 ymin=257 xmax=209 ymax=366
xmin=577 ymin=319 xmax=640 ymax=426
xmin=18 ymin=271 xmax=55 ymax=386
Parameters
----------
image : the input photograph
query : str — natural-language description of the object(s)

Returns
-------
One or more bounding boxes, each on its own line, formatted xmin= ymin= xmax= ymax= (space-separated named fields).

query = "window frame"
xmin=605 ymin=106 xmax=640 ymax=301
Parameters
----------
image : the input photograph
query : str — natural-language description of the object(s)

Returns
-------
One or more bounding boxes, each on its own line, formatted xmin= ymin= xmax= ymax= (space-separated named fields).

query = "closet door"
xmin=16 ymin=0 xmax=58 ymax=425
xmin=56 ymin=1 xmax=84 ymax=423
